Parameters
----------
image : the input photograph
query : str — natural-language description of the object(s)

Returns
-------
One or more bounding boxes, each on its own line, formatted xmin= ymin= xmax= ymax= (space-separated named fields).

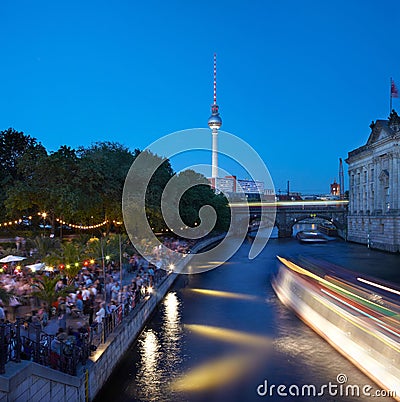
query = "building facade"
xmin=346 ymin=110 xmax=400 ymax=252
xmin=330 ymin=180 xmax=340 ymax=196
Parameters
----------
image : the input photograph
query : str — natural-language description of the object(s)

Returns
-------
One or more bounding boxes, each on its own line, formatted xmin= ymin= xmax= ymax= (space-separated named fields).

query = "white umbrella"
xmin=0 ymin=255 xmax=26 ymax=263
xmin=25 ymin=263 xmax=45 ymax=272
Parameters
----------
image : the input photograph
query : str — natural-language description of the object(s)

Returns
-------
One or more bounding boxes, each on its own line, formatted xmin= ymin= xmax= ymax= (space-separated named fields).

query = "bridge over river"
xmin=230 ymin=199 xmax=348 ymax=238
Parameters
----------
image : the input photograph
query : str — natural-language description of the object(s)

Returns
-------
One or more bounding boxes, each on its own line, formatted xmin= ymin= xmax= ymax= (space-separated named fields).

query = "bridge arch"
xmin=234 ymin=200 xmax=348 ymax=238
xmin=290 ymin=215 xmax=343 ymax=230
xmin=275 ymin=210 xmax=347 ymax=238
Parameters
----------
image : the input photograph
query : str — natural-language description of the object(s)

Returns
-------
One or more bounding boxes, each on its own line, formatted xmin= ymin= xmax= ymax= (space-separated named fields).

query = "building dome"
xmin=208 ymin=114 xmax=222 ymax=129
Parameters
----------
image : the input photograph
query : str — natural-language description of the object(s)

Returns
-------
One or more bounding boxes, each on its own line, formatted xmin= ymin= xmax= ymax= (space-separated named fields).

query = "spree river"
xmin=97 ymin=227 xmax=400 ymax=402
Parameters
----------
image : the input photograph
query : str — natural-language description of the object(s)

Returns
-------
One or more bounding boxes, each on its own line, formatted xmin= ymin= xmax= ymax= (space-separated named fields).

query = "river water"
xmin=96 ymin=225 xmax=400 ymax=402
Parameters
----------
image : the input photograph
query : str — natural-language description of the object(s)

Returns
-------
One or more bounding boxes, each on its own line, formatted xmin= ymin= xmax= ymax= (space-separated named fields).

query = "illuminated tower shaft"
xmin=208 ymin=53 xmax=222 ymax=179
xmin=212 ymin=129 xmax=218 ymax=178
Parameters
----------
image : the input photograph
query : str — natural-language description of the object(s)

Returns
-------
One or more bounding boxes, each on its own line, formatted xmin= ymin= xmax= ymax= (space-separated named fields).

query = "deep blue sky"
xmin=2 ymin=0 xmax=400 ymax=194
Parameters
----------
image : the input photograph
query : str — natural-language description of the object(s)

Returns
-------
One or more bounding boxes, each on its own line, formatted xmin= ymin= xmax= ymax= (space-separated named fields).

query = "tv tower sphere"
xmin=208 ymin=113 xmax=222 ymax=128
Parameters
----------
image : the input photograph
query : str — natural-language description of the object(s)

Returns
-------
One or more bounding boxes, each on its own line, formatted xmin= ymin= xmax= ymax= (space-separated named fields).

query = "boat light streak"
xmin=229 ymin=200 xmax=349 ymax=208
xmin=357 ymin=277 xmax=400 ymax=297
xmin=314 ymin=294 xmax=400 ymax=353
xmin=321 ymin=288 xmax=400 ymax=339
xmin=189 ymin=288 xmax=259 ymax=301
xmin=277 ymin=256 xmax=394 ymax=314
xmin=185 ymin=324 xmax=271 ymax=348
xmin=169 ymin=352 xmax=262 ymax=392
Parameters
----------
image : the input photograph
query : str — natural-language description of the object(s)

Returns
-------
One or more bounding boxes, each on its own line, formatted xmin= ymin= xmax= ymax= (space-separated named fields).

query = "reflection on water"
xmin=133 ymin=292 xmax=183 ymax=402
xmin=170 ymin=352 xmax=266 ymax=393
xmin=135 ymin=330 xmax=161 ymax=401
xmin=162 ymin=292 xmax=182 ymax=375
xmin=99 ymin=239 xmax=399 ymax=402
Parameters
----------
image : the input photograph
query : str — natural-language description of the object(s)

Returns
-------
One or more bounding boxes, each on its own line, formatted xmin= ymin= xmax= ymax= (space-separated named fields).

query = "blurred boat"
xmin=296 ymin=231 xmax=327 ymax=243
xmin=272 ymin=256 xmax=400 ymax=399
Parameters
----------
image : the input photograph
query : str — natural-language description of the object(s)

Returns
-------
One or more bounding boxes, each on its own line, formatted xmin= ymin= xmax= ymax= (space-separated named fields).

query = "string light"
xmin=0 ymin=214 xmax=115 ymax=230
xmin=55 ymin=218 xmax=108 ymax=230
xmin=0 ymin=218 xmax=24 ymax=227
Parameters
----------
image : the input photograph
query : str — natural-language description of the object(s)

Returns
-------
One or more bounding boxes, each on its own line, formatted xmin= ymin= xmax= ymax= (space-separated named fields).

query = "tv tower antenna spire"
xmin=213 ymin=53 xmax=217 ymax=105
xmin=208 ymin=53 xmax=222 ymax=179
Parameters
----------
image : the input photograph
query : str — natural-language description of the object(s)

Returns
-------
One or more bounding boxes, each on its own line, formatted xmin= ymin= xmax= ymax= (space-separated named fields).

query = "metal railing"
xmin=92 ymin=268 xmax=168 ymax=347
xmin=0 ymin=270 xmax=169 ymax=375
xmin=0 ymin=318 xmax=91 ymax=376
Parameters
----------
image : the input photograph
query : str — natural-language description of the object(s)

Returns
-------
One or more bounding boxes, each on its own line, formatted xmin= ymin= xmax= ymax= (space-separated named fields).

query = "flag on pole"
xmin=391 ymin=79 xmax=399 ymax=98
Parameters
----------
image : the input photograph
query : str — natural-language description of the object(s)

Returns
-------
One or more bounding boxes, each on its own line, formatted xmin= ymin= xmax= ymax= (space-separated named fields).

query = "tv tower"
xmin=208 ymin=53 xmax=222 ymax=179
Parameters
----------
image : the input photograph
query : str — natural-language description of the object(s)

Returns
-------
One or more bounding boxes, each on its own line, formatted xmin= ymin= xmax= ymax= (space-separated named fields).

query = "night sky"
xmin=2 ymin=0 xmax=400 ymax=193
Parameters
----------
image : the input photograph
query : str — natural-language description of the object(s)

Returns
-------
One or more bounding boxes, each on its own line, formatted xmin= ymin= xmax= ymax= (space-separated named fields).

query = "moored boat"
xmin=317 ymin=222 xmax=338 ymax=237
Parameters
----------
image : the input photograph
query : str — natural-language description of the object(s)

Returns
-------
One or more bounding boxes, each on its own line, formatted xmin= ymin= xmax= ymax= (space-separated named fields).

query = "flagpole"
xmin=390 ymin=77 xmax=393 ymax=114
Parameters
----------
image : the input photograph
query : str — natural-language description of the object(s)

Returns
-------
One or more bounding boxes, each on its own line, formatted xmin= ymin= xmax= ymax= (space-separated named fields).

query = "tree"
xmin=84 ymin=234 xmax=121 ymax=263
xmin=77 ymin=142 xmax=135 ymax=232
xmin=28 ymin=236 xmax=60 ymax=261
xmin=32 ymin=275 xmax=73 ymax=316
xmin=0 ymin=128 xmax=45 ymax=220
xmin=175 ymin=170 xmax=230 ymax=233
xmin=43 ymin=240 xmax=86 ymax=284
xmin=5 ymin=145 xmax=82 ymax=231
xmin=0 ymin=285 xmax=13 ymax=304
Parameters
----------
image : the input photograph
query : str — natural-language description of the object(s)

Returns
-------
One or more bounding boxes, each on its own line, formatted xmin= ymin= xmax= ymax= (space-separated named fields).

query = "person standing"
xmin=111 ymin=282 xmax=120 ymax=302
xmin=0 ymin=301 xmax=6 ymax=323
xmin=57 ymin=300 xmax=67 ymax=331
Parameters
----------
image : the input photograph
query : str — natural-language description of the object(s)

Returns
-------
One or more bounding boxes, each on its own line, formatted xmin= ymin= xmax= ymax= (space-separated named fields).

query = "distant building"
xmin=276 ymin=193 xmax=302 ymax=201
xmin=209 ymin=176 xmax=275 ymax=200
xmin=345 ymin=110 xmax=400 ymax=252
xmin=330 ymin=180 xmax=340 ymax=196
xmin=213 ymin=176 xmax=236 ymax=193
xmin=236 ymin=179 xmax=264 ymax=194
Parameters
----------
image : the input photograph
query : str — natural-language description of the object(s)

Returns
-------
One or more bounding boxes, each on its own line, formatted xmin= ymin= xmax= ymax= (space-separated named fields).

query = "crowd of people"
xmin=0 ymin=235 xmax=202 ymax=374
xmin=0 ymin=237 xmax=196 ymax=332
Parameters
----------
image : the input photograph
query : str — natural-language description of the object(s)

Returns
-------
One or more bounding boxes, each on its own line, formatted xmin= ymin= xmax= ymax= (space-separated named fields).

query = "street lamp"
xmin=41 ymin=212 xmax=47 ymax=236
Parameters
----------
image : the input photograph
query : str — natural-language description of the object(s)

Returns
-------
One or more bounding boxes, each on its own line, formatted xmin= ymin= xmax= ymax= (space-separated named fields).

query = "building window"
xmin=364 ymin=191 xmax=367 ymax=211
xmin=385 ymin=187 xmax=390 ymax=211
xmin=370 ymin=188 xmax=374 ymax=212
xmin=380 ymin=223 xmax=384 ymax=234
xmin=364 ymin=171 xmax=367 ymax=183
